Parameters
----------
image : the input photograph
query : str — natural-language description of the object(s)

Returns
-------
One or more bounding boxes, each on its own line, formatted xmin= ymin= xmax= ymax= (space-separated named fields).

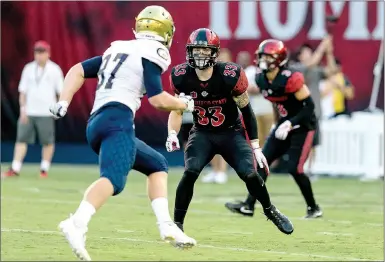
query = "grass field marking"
xmin=2 ymin=196 xmax=383 ymax=227
xmin=211 ymin=230 xmax=253 ymax=235
xmin=1 ymin=228 xmax=368 ymax=261
xmin=116 ymin=229 xmax=135 ymax=233
xmin=317 ymin=231 xmax=354 ymax=236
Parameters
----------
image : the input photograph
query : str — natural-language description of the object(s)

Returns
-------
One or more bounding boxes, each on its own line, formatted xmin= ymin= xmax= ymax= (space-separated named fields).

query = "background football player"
xmin=225 ymin=39 xmax=322 ymax=219
xmin=49 ymin=6 xmax=196 ymax=260
xmin=166 ymin=28 xmax=294 ymax=236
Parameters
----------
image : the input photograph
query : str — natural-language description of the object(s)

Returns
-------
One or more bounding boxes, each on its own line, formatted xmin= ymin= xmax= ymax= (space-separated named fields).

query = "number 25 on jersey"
xmin=97 ymin=53 xmax=128 ymax=90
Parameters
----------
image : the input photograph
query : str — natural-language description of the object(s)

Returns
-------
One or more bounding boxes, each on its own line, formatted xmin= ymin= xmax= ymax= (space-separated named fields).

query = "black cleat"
xmin=225 ymin=201 xmax=254 ymax=217
xmin=305 ymin=205 xmax=323 ymax=219
xmin=264 ymin=205 xmax=294 ymax=235
xmin=175 ymin=222 xmax=184 ymax=232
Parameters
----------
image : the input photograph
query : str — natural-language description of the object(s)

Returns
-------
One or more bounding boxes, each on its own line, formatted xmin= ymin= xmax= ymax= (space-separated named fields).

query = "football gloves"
xmin=49 ymin=101 xmax=69 ymax=119
xmin=166 ymin=130 xmax=180 ymax=152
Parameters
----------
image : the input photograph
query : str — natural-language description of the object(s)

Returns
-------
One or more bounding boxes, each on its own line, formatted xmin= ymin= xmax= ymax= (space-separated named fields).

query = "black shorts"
xmin=312 ymin=124 xmax=320 ymax=147
xmin=184 ymin=127 xmax=263 ymax=179
xmin=263 ymin=128 xmax=315 ymax=174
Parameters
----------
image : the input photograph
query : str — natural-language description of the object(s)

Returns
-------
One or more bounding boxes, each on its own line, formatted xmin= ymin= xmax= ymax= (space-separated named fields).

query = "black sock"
xmin=245 ymin=194 xmax=257 ymax=208
xmin=173 ymin=171 xmax=198 ymax=224
xmin=244 ymin=174 xmax=272 ymax=209
xmin=292 ymin=173 xmax=317 ymax=208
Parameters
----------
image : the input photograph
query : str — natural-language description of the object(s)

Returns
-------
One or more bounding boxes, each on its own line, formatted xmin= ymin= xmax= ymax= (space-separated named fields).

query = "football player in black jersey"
xmin=225 ymin=39 xmax=322 ymax=219
xmin=166 ymin=28 xmax=294 ymax=235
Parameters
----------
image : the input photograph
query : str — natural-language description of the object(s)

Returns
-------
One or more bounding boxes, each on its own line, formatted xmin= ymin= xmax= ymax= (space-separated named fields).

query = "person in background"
xmin=244 ymin=51 xmax=274 ymax=148
xmin=201 ymin=48 xmax=232 ymax=184
xmin=323 ymin=58 xmax=355 ymax=118
xmin=236 ymin=51 xmax=251 ymax=69
xmin=287 ymin=35 xmax=336 ymax=176
xmin=2 ymin=41 xmax=63 ymax=179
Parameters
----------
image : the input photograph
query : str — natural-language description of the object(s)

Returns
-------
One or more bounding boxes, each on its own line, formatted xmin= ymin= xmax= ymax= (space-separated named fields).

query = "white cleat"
xmin=201 ymin=172 xmax=216 ymax=183
xmin=157 ymin=222 xmax=197 ymax=249
xmin=214 ymin=172 xmax=228 ymax=184
xmin=58 ymin=215 xmax=92 ymax=261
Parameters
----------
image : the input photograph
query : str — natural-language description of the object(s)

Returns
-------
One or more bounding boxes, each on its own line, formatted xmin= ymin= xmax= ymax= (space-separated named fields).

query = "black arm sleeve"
xmin=81 ymin=56 xmax=102 ymax=78
xmin=289 ymin=96 xmax=315 ymax=126
xmin=240 ymin=103 xmax=258 ymax=140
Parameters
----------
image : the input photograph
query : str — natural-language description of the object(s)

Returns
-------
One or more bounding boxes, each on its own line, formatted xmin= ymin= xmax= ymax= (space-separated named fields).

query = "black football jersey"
xmin=171 ymin=62 xmax=248 ymax=130
xmin=255 ymin=67 xmax=317 ymax=130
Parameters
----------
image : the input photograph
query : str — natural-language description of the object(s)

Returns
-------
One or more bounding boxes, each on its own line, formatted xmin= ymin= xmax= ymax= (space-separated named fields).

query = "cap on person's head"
xmin=34 ymin=40 xmax=50 ymax=52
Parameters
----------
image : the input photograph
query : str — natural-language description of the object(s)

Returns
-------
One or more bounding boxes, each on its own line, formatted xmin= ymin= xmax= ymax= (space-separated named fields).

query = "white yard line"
xmin=2 ymin=196 xmax=383 ymax=227
xmin=1 ymin=228 xmax=368 ymax=261
xmin=317 ymin=231 xmax=354 ymax=236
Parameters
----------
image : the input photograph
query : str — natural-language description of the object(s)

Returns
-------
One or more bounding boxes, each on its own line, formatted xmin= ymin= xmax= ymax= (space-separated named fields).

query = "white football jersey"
xmin=90 ymin=39 xmax=171 ymax=115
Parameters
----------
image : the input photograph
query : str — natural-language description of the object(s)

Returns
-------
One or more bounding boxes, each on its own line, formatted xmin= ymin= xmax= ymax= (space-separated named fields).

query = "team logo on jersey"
xmin=262 ymin=90 xmax=269 ymax=97
xmin=201 ymin=91 xmax=209 ymax=97
xmin=190 ymin=91 xmax=197 ymax=98
xmin=157 ymin=48 xmax=169 ymax=61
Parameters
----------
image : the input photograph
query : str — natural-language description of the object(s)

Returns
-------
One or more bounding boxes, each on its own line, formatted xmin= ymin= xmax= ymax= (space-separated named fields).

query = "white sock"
xmin=72 ymin=200 xmax=96 ymax=228
xmin=151 ymin=197 xmax=172 ymax=223
xmin=40 ymin=160 xmax=50 ymax=172
xmin=11 ymin=160 xmax=22 ymax=173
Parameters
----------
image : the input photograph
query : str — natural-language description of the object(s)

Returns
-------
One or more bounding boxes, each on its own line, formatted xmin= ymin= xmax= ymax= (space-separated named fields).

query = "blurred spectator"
xmin=321 ymin=58 xmax=355 ymax=118
xmin=201 ymin=48 xmax=232 ymax=184
xmin=236 ymin=51 xmax=251 ymax=69
xmin=2 ymin=41 xmax=63 ymax=179
xmin=244 ymin=51 xmax=274 ymax=148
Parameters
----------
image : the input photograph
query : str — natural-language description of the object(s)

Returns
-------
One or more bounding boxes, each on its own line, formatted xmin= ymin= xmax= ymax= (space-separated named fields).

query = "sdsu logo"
xmin=157 ymin=48 xmax=169 ymax=61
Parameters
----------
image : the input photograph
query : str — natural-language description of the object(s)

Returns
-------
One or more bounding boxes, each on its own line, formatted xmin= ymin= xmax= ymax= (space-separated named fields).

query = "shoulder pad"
xmin=217 ymin=62 xmax=248 ymax=96
xmin=170 ymin=63 xmax=189 ymax=94
xmin=140 ymin=40 xmax=171 ymax=74
xmin=285 ymin=71 xmax=304 ymax=93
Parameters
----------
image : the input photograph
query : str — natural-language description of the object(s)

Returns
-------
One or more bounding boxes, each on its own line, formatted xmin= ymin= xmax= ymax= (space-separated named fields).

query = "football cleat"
xmin=40 ymin=170 xmax=48 ymax=178
xmin=225 ymin=201 xmax=255 ymax=217
xmin=264 ymin=205 xmax=294 ymax=235
xmin=157 ymin=221 xmax=196 ymax=249
xmin=305 ymin=205 xmax=323 ymax=219
xmin=1 ymin=168 xmax=19 ymax=179
xmin=58 ymin=215 xmax=91 ymax=261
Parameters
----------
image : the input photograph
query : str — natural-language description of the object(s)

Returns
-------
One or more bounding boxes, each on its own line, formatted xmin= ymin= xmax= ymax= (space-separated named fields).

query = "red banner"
xmin=1 ymin=1 xmax=383 ymax=143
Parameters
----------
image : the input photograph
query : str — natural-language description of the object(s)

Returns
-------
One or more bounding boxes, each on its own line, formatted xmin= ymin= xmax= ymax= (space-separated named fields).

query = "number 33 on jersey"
xmin=91 ymin=39 xmax=171 ymax=115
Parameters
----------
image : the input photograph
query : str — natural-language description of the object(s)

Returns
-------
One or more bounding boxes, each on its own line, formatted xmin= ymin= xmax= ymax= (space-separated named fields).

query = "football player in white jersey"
xmin=49 ymin=6 xmax=196 ymax=261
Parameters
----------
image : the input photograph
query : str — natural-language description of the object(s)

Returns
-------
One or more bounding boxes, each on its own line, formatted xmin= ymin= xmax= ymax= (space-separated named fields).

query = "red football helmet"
xmin=186 ymin=28 xmax=220 ymax=70
xmin=256 ymin=39 xmax=288 ymax=71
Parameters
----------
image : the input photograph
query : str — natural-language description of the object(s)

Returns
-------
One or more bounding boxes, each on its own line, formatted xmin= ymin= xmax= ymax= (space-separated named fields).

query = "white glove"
xmin=179 ymin=93 xmax=194 ymax=113
xmin=275 ymin=120 xmax=292 ymax=140
xmin=165 ymin=130 xmax=180 ymax=152
xmin=251 ymin=140 xmax=269 ymax=171
xmin=49 ymin=101 xmax=69 ymax=119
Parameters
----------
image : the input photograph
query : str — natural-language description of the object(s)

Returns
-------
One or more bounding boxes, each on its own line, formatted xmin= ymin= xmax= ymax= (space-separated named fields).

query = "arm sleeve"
xmin=285 ymin=71 xmax=305 ymax=93
xmin=232 ymin=68 xmax=249 ymax=96
xmin=81 ymin=56 xmax=103 ymax=78
xmin=289 ymin=96 xmax=315 ymax=126
xmin=55 ymin=66 xmax=64 ymax=94
xmin=18 ymin=66 xmax=28 ymax=93
xmin=142 ymin=57 xmax=163 ymax=98
xmin=240 ymin=103 xmax=258 ymax=140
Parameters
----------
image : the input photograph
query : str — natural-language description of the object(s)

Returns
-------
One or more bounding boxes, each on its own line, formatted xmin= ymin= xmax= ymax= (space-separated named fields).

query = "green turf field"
xmin=1 ymin=164 xmax=383 ymax=261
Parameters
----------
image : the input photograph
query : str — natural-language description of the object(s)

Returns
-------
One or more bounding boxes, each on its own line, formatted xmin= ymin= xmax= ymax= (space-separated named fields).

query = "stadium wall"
xmin=1 ymin=1 xmax=383 ymax=147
